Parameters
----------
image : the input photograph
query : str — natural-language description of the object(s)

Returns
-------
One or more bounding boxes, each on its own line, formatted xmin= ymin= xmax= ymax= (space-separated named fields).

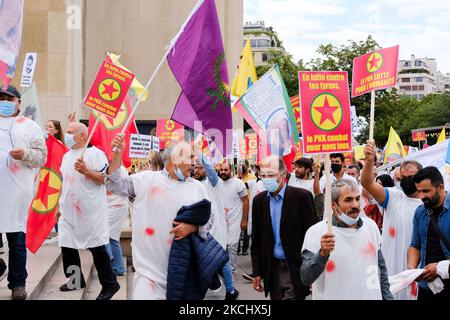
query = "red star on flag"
xmin=314 ymin=96 xmax=339 ymax=125
xmin=368 ymin=55 xmax=381 ymax=70
xmin=101 ymin=81 xmax=119 ymax=99
xmin=35 ymin=172 xmax=60 ymax=208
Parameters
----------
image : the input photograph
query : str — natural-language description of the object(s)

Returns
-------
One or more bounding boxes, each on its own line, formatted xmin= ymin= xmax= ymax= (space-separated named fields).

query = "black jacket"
xmin=251 ymin=185 xmax=318 ymax=299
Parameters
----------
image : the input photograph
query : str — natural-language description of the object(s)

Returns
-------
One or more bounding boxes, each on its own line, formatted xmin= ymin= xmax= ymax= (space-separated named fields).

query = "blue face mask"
xmin=262 ymin=176 xmax=281 ymax=193
xmin=64 ymin=133 xmax=75 ymax=149
xmin=175 ymin=166 xmax=186 ymax=182
xmin=335 ymin=203 xmax=360 ymax=226
xmin=0 ymin=101 xmax=17 ymax=117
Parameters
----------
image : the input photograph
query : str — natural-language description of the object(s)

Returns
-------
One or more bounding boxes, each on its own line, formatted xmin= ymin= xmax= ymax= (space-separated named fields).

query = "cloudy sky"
xmin=244 ymin=0 xmax=450 ymax=73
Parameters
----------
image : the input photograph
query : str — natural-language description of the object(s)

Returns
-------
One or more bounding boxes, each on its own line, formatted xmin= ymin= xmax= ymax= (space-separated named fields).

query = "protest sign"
xmin=299 ymin=71 xmax=352 ymax=154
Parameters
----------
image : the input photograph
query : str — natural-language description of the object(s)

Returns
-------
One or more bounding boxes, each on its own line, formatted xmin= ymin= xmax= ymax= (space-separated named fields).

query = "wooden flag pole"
xmin=79 ymin=117 xmax=100 ymax=159
xmin=369 ymin=90 xmax=376 ymax=140
xmin=324 ymin=154 xmax=333 ymax=234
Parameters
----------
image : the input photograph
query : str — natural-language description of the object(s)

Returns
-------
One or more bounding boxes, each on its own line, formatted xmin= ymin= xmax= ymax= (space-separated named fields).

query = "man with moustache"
xmin=301 ymin=179 xmax=393 ymax=300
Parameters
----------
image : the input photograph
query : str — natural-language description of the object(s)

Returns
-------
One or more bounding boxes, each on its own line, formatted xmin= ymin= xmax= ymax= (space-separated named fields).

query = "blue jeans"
xmin=222 ymin=262 xmax=235 ymax=294
xmin=105 ymin=239 xmax=126 ymax=275
xmin=6 ymin=232 xmax=28 ymax=289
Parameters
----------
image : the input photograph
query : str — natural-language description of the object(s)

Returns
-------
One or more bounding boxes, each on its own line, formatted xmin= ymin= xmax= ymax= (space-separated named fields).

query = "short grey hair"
xmin=331 ymin=179 xmax=359 ymax=203
xmin=161 ymin=141 xmax=191 ymax=166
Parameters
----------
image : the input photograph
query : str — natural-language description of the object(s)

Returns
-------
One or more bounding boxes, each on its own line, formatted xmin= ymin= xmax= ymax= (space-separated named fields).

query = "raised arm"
xmin=360 ymin=140 xmax=386 ymax=204
xmin=201 ymin=153 xmax=219 ymax=187
xmin=105 ymin=134 xmax=136 ymax=198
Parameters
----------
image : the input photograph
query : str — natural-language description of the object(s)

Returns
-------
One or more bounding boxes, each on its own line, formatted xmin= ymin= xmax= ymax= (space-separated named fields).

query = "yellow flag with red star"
xmin=26 ymin=135 xmax=68 ymax=254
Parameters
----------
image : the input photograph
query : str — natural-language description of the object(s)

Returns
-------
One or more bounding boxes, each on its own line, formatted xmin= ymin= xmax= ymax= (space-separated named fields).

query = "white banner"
xmin=350 ymin=105 xmax=358 ymax=136
xmin=152 ymin=136 xmax=160 ymax=152
xmin=129 ymin=134 xmax=151 ymax=159
xmin=377 ymin=140 xmax=450 ymax=191
xmin=20 ymin=52 xmax=37 ymax=88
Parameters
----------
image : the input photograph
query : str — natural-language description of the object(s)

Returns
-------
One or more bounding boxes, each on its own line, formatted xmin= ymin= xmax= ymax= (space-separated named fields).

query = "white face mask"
xmin=174 ymin=166 xmax=186 ymax=182
xmin=335 ymin=203 xmax=360 ymax=226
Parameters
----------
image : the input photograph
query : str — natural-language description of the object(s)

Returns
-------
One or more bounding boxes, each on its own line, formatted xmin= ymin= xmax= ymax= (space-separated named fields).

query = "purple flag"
xmin=167 ymin=0 xmax=232 ymax=156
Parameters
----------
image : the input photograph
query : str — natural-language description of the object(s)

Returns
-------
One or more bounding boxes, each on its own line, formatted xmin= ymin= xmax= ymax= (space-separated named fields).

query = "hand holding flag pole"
xmin=324 ymin=154 xmax=333 ymax=234
xmin=369 ymin=90 xmax=376 ymax=140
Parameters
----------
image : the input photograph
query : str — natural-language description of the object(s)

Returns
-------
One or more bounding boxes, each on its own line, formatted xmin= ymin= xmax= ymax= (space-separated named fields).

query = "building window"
xmin=415 ymin=61 xmax=425 ymax=67
xmin=412 ymin=85 xmax=418 ymax=91
xmin=418 ymin=85 xmax=424 ymax=90
xmin=415 ymin=77 xmax=423 ymax=82
xmin=404 ymin=62 xmax=411 ymax=67
xmin=402 ymin=78 xmax=410 ymax=83
xmin=400 ymin=86 xmax=411 ymax=91
xmin=261 ymin=53 xmax=268 ymax=62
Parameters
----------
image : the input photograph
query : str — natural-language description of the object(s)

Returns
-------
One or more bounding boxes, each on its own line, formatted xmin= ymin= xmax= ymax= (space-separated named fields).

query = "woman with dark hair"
xmin=376 ymin=174 xmax=395 ymax=188
xmin=45 ymin=120 xmax=65 ymax=145
xmin=44 ymin=120 xmax=65 ymax=245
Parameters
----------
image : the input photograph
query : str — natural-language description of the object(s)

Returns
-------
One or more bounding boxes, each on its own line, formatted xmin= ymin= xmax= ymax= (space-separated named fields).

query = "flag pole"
xmin=79 ymin=117 xmax=100 ymax=159
xmin=369 ymin=90 xmax=376 ymax=140
xmin=324 ymin=154 xmax=333 ymax=234
xmin=113 ymin=0 xmax=205 ymax=153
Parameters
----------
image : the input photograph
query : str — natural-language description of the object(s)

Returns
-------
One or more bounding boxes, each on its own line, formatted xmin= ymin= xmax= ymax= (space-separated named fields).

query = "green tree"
xmin=256 ymin=50 xmax=300 ymax=97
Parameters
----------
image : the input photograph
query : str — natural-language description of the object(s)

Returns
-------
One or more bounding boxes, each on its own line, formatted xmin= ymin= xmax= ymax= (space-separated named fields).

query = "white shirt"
xmin=107 ymin=166 xmax=129 ymax=241
xmin=302 ymin=218 xmax=382 ymax=300
xmin=130 ymin=171 xmax=209 ymax=300
xmin=380 ymin=187 xmax=422 ymax=300
xmin=0 ymin=116 xmax=44 ymax=233
xmin=288 ymin=176 xmax=314 ymax=195
xmin=201 ymin=177 xmax=227 ymax=249
xmin=58 ymin=147 xmax=109 ymax=249
xmin=218 ymin=177 xmax=247 ymax=245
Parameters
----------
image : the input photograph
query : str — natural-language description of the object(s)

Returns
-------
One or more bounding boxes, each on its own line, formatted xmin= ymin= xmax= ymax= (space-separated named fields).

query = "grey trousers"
xmin=269 ymin=259 xmax=297 ymax=300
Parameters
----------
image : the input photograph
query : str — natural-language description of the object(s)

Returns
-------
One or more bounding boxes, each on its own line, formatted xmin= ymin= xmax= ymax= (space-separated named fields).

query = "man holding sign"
xmin=300 ymin=179 xmax=393 ymax=300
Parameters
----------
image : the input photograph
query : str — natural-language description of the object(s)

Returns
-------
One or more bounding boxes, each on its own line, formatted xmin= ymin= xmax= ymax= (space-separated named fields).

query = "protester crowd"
xmin=0 ymin=84 xmax=449 ymax=301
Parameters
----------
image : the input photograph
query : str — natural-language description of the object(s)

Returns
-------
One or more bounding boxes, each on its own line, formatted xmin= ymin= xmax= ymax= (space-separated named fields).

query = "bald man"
xmin=106 ymin=136 xmax=210 ymax=300
xmin=58 ymin=122 xmax=120 ymax=300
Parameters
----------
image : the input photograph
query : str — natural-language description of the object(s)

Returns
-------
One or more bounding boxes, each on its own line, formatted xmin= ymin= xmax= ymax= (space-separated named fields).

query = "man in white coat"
xmin=58 ymin=122 xmax=120 ymax=300
xmin=361 ymin=140 xmax=423 ymax=300
xmin=218 ymin=162 xmax=249 ymax=275
xmin=106 ymin=136 xmax=210 ymax=300
xmin=0 ymin=86 xmax=47 ymax=300
xmin=194 ymin=154 xmax=239 ymax=300
xmin=300 ymin=179 xmax=393 ymax=300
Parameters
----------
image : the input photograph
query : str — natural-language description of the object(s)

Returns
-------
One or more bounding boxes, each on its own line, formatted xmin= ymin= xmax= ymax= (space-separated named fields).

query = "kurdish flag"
xmin=167 ymin=0 xmax=232 ymax=156
xmin=437 ymin=126 xmax=448 ymax=144
xmin=383 ymin=127 xmax=407 ymax=165
xmin=26 ymin=135 xmax=68 ymax=253
xmin=231 ymin=38 xmax=257 ymax=97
